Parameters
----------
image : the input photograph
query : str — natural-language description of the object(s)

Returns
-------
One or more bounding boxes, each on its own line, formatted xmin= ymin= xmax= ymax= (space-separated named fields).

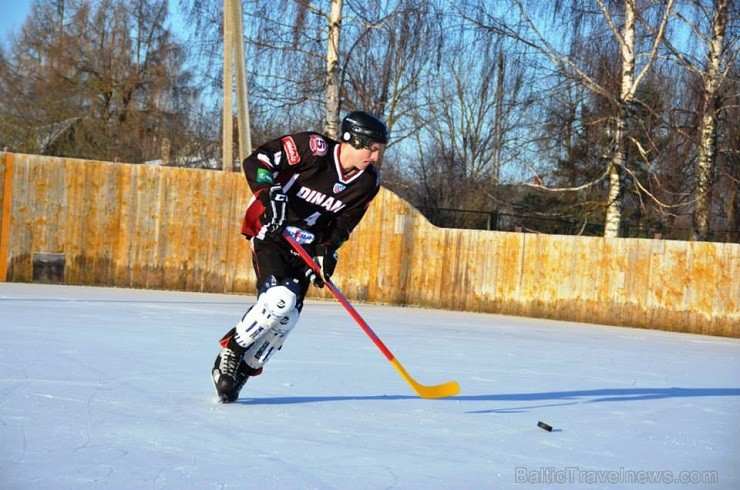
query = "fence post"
xmin=0 ymin=152 xmax=14 ymax=281
xmin=489 ymin=211 xmax=498 ymax=231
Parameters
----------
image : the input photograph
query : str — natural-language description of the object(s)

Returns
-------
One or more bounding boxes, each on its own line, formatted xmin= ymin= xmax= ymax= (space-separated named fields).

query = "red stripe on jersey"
xmin=241 ymin=195 xmax=265 ymax=238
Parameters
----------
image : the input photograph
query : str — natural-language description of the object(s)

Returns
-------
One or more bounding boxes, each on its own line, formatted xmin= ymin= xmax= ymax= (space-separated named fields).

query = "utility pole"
xmin=222 ymin=0 xmax=252 ymax=170
xmin=231 ymin=0 xmax=252 ymax=162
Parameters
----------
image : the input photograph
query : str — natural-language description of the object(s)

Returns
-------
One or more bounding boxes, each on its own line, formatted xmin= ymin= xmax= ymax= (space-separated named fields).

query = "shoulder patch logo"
xmin=282 ymin=136 xmax=300 ymax=165
xmin=256 ymin=167 xmax=274 ymax=184
xmin=309 ymin=134 xmax=328 ymax=156
xmin=333 ymin=182 xmax=346 ymax=194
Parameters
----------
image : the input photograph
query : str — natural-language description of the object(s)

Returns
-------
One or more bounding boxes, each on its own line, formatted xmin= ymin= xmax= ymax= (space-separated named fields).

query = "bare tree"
xmin=396 ymin=25 xmax=532 ymax=221
xmin=0 ymin=0 xmax=199 ymax=163
xmin=660 ymin=0 xmax=737 ymax=240
xmin=459 ymin=0 xmax=674 ymax=237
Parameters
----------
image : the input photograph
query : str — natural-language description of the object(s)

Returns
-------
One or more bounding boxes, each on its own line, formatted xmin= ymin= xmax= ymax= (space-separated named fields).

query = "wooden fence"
xmin=1 ymin=153 xmax=738 ymax=337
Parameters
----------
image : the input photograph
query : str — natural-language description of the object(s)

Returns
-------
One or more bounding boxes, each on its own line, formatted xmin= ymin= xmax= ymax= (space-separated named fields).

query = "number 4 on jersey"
xmin=303 ymin=212 xmax=321 ymax=227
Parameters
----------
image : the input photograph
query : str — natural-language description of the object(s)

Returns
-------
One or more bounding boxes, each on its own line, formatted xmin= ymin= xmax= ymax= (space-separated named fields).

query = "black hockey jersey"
xmin=241 ymin=132 xmax=380 ymax=248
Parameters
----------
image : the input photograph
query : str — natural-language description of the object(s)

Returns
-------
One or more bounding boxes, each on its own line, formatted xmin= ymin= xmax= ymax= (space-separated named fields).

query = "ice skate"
xmin=212 ymin=332 xmax=262 ymax=403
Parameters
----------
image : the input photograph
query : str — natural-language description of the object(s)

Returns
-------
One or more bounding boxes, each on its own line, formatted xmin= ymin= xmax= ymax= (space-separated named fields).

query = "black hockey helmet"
xmin=340 ymin=111 xmax=388 ymax=148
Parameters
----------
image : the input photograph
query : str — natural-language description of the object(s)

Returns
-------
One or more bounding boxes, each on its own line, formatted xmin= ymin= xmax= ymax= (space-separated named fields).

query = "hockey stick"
xmin=283 ymin=229 xmax=460 ymax=399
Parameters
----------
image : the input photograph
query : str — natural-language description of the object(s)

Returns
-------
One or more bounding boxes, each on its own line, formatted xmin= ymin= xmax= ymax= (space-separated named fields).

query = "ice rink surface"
xmin=1 ymin=283 xmax=738 ymax=489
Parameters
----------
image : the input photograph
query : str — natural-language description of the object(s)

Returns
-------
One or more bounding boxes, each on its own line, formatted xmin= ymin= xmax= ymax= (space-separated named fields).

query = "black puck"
xmin=537 ymin=421 xmax=553 ymax=432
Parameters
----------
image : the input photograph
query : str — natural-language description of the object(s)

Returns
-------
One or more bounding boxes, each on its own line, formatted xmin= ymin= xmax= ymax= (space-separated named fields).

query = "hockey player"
xmin=212 ymin=111 xmax=388 ymax=402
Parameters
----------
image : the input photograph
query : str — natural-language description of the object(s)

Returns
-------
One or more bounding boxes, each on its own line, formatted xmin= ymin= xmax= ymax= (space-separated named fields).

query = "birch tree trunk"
xmin=603 ymin=0 xmax=637 ymax=238
xmin=692 ymin=0 xmax=729 ymax=241
xmin=324 ymin=0 xmax=343 ymax=139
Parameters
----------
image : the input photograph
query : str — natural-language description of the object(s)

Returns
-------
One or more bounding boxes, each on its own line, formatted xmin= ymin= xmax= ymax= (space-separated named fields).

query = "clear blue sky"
xmin=0 ymin=0 xmax=31 ymax=45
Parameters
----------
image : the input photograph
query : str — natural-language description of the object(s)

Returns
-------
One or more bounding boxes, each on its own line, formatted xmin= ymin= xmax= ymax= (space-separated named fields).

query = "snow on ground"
xmin=0 ymin=283 xmax=738 ymax=489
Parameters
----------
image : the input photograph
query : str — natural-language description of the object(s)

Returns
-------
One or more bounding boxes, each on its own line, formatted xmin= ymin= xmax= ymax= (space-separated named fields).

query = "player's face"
xmin=348 ymin=142 xmax=384 ymax=170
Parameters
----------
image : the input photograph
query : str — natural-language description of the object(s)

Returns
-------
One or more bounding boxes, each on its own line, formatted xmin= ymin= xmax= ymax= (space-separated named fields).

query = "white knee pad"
xmin=233 ymin=285 xmax=298 ymax=348
xmin=243 ymin=307 xmax=299 ymax=369
xmin=262 ymin=285 xmax=297 ymax=317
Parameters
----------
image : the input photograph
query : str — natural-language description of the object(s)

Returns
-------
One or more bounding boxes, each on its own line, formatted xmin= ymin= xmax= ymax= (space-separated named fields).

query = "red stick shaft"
xmin=283 ymin=231 xmax=395 ymax=361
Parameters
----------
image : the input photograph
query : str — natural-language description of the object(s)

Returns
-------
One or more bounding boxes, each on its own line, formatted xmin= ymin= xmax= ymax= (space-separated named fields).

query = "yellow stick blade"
xmin=390 ymin=359 xmax=460 ymax=399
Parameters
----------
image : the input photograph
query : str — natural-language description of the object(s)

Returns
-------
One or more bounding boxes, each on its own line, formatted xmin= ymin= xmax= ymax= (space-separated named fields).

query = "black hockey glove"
xmin=305 ymin=244 xmax=338 ymax=288
xmin=259 ymin=185 xmax=288 ymax=235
